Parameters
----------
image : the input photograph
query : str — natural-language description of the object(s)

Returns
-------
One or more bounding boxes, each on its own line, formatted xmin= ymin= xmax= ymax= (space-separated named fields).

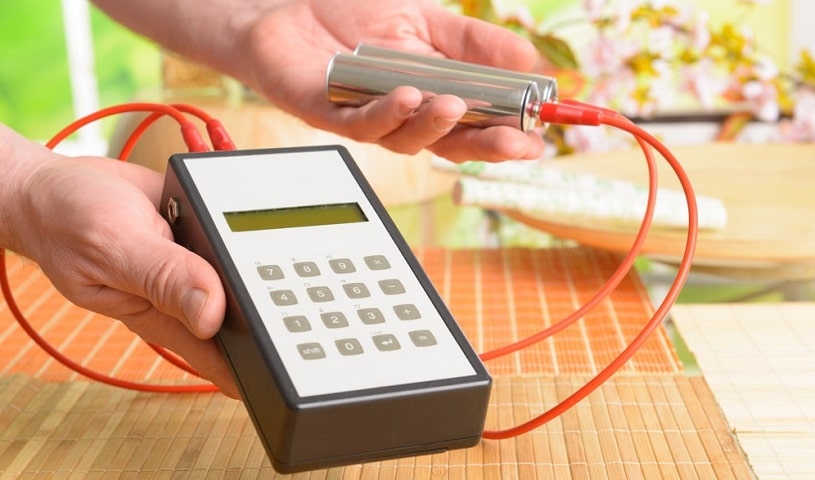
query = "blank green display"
xmin=224 ymin=203 xmax=368 ymax=232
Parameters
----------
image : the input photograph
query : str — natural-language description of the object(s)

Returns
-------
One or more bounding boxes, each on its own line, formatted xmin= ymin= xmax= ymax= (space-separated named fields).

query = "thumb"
xmin=135 ymin=238 xmax=227 ymax=339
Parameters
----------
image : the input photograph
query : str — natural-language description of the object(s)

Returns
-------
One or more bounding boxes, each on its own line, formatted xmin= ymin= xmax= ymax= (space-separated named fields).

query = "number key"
xmin=294 ymin=261 xmax=320 ymax=277
xmin=343 ymin=283 xmax=370 ymax=299
xmin=270 ymin=289 xmax=297 ymax=306
xmin=257 ymin=265 xmax=284 ymax=280
xmin=335 ymin=338 xmax=364 ymax=356
xmin=357 ymin=308 xmax=385 ymax=325
xmin=283 ymin=315 xmax=311 ymax=332
xmin=329 ymin=258 xmax=356 ymax=274
xmin=320 ymin=312 xmax=349 ymax=329
xmin=306 ymin=286 xmax=334 ymax=302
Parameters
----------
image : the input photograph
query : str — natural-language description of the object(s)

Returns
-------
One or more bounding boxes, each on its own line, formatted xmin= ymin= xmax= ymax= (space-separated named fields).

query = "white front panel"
xmin=184 ymin=150 xmax=476 ymax=398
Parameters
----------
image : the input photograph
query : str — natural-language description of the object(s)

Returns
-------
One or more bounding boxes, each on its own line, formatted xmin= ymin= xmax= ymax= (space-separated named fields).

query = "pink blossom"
xmin=683 ymin=59 xmax=727 ymax=110
xmin=583 ymin=0 xmax=608 ymax=20
xmin=639 ymin=61 xmax=677 ymax=115
xmin=690 ymin=11 xmax=711 ymax=51
xmin=648 ymin=26 xmax=677 ymax=58
xmin=612 ymin=0 xmax=638 ymax=33
xmin=742 ymin=80 xmax=780 ymax=122
xmin=582 ymin=34 xmax=638 ymax=77
xmin=586 ymin=70 xmax=637 ymax=109
xmin=780 ymin=88 xmax=815 ymax=141
xmin=648 ymin=0 xmax=673 ymax=9
xmin=752 ymin=57 xmax=780 ymax=81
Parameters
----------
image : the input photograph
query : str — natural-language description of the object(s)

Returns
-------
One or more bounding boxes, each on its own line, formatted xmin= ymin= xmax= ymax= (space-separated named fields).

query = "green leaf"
xmin=532 ymin=34 xmax=580 ymax=70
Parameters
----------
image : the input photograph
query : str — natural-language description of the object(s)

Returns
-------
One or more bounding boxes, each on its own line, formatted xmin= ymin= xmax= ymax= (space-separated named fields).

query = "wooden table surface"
xmin=508 ymin=143 xmax=815 ymax=280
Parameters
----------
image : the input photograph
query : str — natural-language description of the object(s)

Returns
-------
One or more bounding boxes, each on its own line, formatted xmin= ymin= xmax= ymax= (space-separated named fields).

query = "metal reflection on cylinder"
xmin=326 ymin=53 xmax=543 ymax=131
xmin=352 ymin=43 xmax=559 ymax=110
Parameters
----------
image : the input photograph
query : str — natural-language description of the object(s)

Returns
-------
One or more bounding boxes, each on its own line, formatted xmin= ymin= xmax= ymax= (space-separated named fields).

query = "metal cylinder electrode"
xmin=353 ymin=43 xmax=559 ymax=109
xmin=326 ymin=50 xmax=556 ymax=132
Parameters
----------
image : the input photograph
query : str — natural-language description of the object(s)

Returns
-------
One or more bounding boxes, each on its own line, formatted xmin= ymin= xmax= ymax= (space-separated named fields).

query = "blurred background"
xmin=0 ymin=0 xmax=806 ymax=146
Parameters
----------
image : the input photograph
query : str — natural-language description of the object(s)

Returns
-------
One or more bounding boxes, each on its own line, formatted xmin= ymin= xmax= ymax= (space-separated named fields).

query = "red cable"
xmin=119 ymin=104 xmax=235 ymax=160
xmin=480 ymin=103 xmax=698 ymax=439
xmin=0 ymin=259 xmax=218 ymax=393
xmin=480 ymin=103 xmax=655 ymax=360
xmin=173 ymin=103 xmax=236 ymax=150
xmin=45 ymin=103 xmax=203 ymax=150
xmin=118 ymin=111 xmax=164 ymax=161
xmin=2 ymin=99 xmax=697 ymax=435
xmin=479 ymin=131 xmax=657 ymax=361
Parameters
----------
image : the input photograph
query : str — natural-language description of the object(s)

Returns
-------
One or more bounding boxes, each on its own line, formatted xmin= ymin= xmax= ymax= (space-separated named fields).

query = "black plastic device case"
xmin=159 ymin=146 xmax=492 ymax=473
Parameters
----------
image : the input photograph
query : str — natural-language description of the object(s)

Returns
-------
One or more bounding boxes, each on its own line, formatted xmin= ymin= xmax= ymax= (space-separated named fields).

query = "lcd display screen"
xmin=223 ymin=203 xmax=368 ymax=232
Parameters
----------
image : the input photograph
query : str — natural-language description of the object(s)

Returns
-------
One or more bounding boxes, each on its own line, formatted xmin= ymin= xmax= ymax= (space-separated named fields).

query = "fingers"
xmin=428 ymin=126 xmax=547 ymax=163
xmin=73 ymin=160 xmax=227 ymax=339
xmin=426 ymin=5 xmax=538 ymax=72
xmin=12 ymin=143 xmax=235 ymax=394
xmin=123 ymin=237 xmax=227 ymax=340
xmin=117 ymin=306 xmax=240 ymax=398
xmin=73 ymin=231 xmax=227 ymax=338
xmin=331 ymin=86 xmax=423 ymax=141
xmin=335 ymin=90 xmax=545 ymax=161
xmin=372 ymin=94 xmax=469 ymax=155
xmin=85 ymin=226 xmax=236 ymax=396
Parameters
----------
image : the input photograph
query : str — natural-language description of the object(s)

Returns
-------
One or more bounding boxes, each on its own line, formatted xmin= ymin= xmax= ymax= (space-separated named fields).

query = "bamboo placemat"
xmin=0 ymin=374 xmax=751 ymax=479
xmin=0 ymin=247 xmax=753 ymax=478
xmin=672 ymin=303 xmax=815 ymax=479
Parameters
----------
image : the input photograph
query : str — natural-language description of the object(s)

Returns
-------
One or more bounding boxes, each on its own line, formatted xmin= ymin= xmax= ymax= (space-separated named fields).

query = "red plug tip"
xmin=206 ymin=119 xmax=237 ymax=151
xmin=537 ymin=101 xmax=603 ymax=126
xmin=180 ymin=122 xmax=210 ymax=152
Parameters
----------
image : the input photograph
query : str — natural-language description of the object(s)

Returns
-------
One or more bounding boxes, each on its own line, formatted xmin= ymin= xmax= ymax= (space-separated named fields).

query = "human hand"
xmin=236 ymin=0 xmax=546 ymax=162
xmin=6 ymin=145 xmax=238 ymax=397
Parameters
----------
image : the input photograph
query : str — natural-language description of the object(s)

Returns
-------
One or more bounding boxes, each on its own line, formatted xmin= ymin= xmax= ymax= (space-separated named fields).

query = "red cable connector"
xmin=537 ymin=101 xmax=604 ymax=126
xmin=181 ymin=121 xmax=210 ymax=152
xmin=205 ymin=119 xmax=237 ymax=151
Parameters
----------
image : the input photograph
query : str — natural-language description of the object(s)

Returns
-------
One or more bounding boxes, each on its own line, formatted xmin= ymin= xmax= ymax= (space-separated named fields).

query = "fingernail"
xmin=182 ymin=288 xmax=208 ymax=332
xmin=434 ymin=116 xmax=458 ymax=132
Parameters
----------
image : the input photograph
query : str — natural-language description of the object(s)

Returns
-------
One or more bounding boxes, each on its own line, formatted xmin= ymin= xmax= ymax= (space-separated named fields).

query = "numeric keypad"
xmin=255 ymin=254 xmax=439 ymax=361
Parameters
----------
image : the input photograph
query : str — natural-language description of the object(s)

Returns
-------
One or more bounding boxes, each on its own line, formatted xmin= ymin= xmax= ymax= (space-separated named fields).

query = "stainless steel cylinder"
xmin=326 ymin=52 xmax=543 ymax=131
xmin=353 ymin=43 xmax=559 ymax=110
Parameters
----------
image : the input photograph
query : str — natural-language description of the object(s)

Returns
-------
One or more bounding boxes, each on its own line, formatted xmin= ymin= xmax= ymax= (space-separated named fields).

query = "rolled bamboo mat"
xmin=672 ymin=303 xmax=815 ymax=479
xmin=1 ymin=247 xmax=753 ymax=478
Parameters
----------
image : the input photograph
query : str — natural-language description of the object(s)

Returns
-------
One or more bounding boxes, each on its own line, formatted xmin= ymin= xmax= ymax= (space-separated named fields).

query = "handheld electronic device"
xmin=160 ymin=145 xmax=492 ymax=473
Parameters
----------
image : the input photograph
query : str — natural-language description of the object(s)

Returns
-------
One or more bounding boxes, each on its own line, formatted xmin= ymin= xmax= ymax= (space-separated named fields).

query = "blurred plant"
xmin=445 ymin=0 xmax=815 ymax=152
